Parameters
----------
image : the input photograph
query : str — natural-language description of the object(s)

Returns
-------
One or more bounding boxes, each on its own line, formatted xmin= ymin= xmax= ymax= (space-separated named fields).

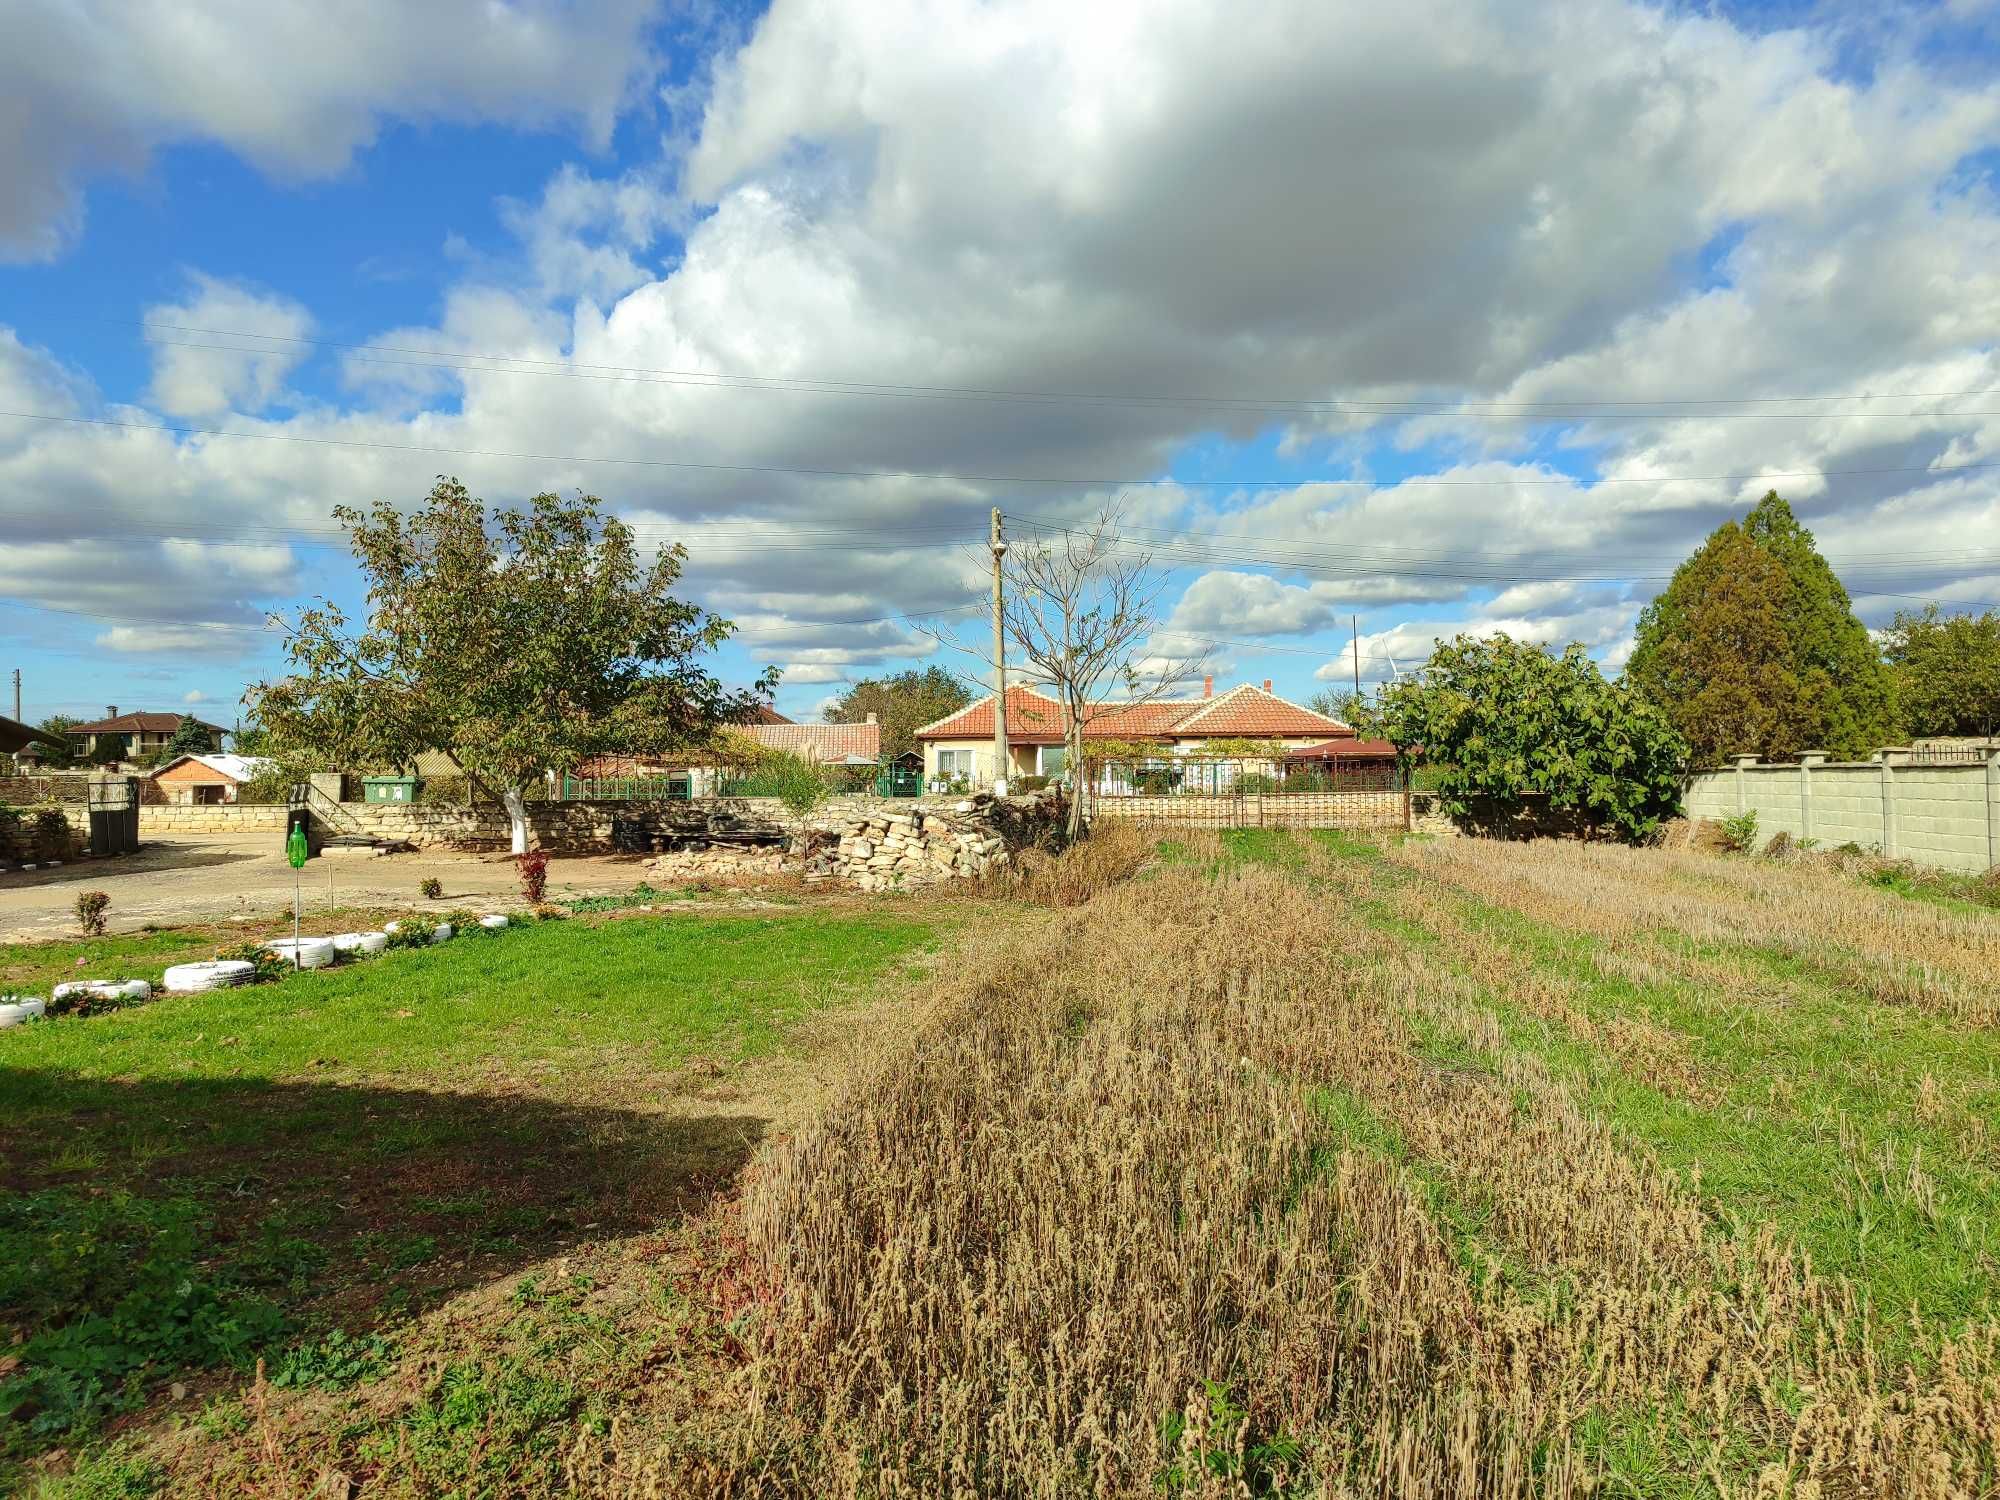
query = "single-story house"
xmin=915 ymin=680 xmax=1353 ymax=787
xmin=66 ymin=709 xmax=226 ymax=761
xmin=735 ymin=718 xmax=881 ymax=766
xmin=147 ymin=753 xmax=273 ymax=805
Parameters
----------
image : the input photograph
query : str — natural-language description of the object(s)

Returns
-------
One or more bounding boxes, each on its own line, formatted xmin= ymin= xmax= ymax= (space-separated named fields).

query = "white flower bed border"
xmin=5 ymin=913 xmax=526 ymax=1026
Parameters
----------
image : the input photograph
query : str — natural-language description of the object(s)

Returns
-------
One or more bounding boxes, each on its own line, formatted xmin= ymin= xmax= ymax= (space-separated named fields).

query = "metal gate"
xmin=87 ymin=776 xmax=140 ymax=855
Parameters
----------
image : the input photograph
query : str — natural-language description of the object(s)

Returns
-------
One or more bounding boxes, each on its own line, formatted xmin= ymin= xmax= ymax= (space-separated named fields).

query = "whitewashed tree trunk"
xmin=502 ymin=785 xmax=529 ymax=856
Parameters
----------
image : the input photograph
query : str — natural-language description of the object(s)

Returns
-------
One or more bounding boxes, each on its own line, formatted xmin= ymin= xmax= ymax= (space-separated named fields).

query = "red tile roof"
xmin=68 ymin=711 xmax=226 ymax=736
xmin=739 ymin=722 xmax=881 ymax=762
xmin=735 ymin=703 xmax=794 ymax=725
xmin=915 ymin=683 xmax=1351 ymax=744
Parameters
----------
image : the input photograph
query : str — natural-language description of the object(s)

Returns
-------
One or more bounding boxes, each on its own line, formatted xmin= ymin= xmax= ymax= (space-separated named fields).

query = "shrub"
xmin=1234 ymin=772 xmax=1279 ymax=793
xmin=530 ymin=902 xmax=566 ymax=922
xmin=419 ymin=876 xmax=444 ymax=900
xmin=993 ymin=820 xmax=1154 ymax=908
xmin=75 ymin=889 xmax=110 ymax=937
xmin=31 ymin=807 xmax=73 ymax=861
xmin=1716 ymin=809 xmax=1759 ymax=853
xmin=1763 ymin=830 xmax=1795 ymax=860
xmin=384 ymin=923 xmax=432 ymax=951
xmin=518 ymin=849 xmax=550 ymax=905
xmin=724 ymin=751 xmax=831 ymax=815
xmin=442 ymin=908 xmax=478 ymax=935
xmin=215 ymin=940 xmax=287 ymax=983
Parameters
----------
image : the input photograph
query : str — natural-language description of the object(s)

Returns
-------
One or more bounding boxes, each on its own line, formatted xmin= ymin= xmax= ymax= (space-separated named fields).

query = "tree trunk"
xmin=501 ymin=785 xmax=529 ymax=856
xmin=1067 ymin=724 xmax=1087 ymax=842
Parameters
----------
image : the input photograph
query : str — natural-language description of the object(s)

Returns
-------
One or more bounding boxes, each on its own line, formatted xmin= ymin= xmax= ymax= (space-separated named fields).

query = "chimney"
xmin=1262 ymin=679 xmax=1272 ymax=693
xmin=865 ymin=711 xmax=878 ymax=725
xmin=106 ymin=704 xmax=117 ymax=717
xmin=1202 ymin=675 xmax=1213 ymax=698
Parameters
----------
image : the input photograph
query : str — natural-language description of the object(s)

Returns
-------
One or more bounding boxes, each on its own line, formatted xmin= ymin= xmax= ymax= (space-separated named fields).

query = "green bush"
xmin=419 ymin=876 xmax=444 ymax=900
xmin=75 ymin=889 xmax=110 ymax=937
xmin=721 ymin=751 xmax=830 ymax=815
xmin=384 ymin=922 xmax=433 ymax=951
xmin=1233 ymin=772 xmax=1279 ymax=793
xmin=1717 ymin=809 xmax=1759 ymax=854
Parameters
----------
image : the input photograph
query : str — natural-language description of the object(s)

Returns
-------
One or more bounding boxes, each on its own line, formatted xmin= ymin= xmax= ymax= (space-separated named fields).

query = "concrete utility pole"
xmin=1351 ymin=616 xmax=1361 ymax=700
xmin=10 ymin=667 xmax=18 ymax=723
xmin=990 ymin=508 xmax=1009 ymax=791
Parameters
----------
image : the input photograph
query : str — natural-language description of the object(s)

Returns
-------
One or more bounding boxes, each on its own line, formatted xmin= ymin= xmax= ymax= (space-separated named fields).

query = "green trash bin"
xmin=361 ymin=775 xmax=420 ymax=804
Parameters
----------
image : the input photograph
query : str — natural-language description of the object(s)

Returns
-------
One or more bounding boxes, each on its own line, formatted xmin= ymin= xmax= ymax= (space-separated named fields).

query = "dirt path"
xmin=0 ymin=835 xmax=659 ymax=941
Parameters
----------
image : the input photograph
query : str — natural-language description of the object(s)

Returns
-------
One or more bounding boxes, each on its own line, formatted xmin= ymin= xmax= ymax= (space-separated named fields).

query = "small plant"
xmin=75 ymin=889 xmax=110 ymax=937
xmin=215 ymin=940 xmax=287 ymax=983
xmin=271 ymin=1329 xmax=394 ymax=1390
xmin=1763 ymin=830 xmax=1794 ymax=860
xmin=384 ymin=922 xmax=432 ymax=951
xmin=1716 ymin=809 xmax=1759 ymax=853
xmin=442 ymin=908 xmax=479 ymax=935
xmin=419 ymin=876 xmax=444 ymax=900
xmin=530 ymin=902 xmax=566 ymax=922
xmin=518 ymin=848 xmax=550 ymax=904
xmin=1233 ymin=771 xmax=1279 ymax=793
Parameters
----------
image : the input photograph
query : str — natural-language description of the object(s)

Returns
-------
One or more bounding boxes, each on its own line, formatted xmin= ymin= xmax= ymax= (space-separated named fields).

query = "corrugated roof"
xmin=1284 ymin=738 xmax=1398 ymax=760
xmin=148 ymin=753 xmax=273 ymax=782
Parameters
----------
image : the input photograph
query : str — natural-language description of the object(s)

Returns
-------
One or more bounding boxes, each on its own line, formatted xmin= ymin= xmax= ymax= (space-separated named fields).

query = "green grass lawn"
xmin=0 ymin=904 xmax=946 ymax=1487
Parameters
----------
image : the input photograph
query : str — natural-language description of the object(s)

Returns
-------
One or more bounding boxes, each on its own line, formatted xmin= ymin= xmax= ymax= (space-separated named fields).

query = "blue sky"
xmin=3 ymin=0 xmax=1999 ymax=734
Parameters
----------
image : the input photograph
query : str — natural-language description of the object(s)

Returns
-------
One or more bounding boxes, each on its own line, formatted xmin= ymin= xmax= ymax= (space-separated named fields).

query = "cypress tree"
xmin=1628 ymin=492 xmax=1897 ymax=765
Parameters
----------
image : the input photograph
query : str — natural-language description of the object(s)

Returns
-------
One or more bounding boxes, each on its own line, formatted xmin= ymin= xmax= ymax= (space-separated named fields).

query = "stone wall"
xmin=644 ymin=789 xmax=1065 ymax=892
xmin=1685 ymin=751 xmax=2000 ymax=873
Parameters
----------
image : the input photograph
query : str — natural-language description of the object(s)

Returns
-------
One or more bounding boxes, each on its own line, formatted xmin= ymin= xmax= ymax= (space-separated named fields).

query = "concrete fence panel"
xmin=1684 ymin=750 xmax=2000 ymax=874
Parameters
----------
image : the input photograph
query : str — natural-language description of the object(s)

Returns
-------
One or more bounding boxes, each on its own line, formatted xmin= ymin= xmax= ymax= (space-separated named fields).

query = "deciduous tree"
xmin=1883 ymin=605 xmax=2000 ymax=737
xmin=1380 ymin=633 xmax=1686 ymax=841
xmin=1628 ymin=492 xmax=1896 ymax=763
xmin=254 ymin=478 xmax=770 ymax=854
xmin=825 ymin=667 xmax=970 ymax=759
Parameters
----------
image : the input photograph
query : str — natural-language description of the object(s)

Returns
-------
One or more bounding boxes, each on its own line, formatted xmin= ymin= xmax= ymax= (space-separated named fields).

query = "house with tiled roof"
xmin=913 ymin=678 xmax=1353 ymax=786
xmin=66 ymin=708 xmax=226 ymax=762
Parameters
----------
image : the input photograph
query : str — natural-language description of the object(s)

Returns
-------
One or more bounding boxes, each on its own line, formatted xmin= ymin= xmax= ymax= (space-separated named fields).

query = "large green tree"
xmin=1883 ymin=605 xmax=2000 ymax=737
xmin=33 ymin=715 xmax=80 ymax=768
xmin=1627 ymin=492 xmax=1896 ymax=765
xmin=825 ymin=666 xmax=970 ymax=759
xmin=1380 ymin=633 xmax=1686 ymax=841
xmin=1307 ymin=687 xmax=1382 ymax=738
xmin=165 ymin=715 xmax=216 ymax=756
xmin=255 ymin=479 xmax=772 ymax=854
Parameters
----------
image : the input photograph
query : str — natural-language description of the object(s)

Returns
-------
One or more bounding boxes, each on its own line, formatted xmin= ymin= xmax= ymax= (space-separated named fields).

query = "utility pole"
xmin=10 ymin=668 xmax=18 ymax=723
xmin=990 ymin=508 xmax=1009 ymax=792
xmin=1351 ymin=616 xmax=1361 ymax=700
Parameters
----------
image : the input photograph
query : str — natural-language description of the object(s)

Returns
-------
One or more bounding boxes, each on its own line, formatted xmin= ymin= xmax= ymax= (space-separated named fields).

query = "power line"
xmin=10 ymin=405 xmax=2000 ymax=493
xmin=130 ymin=320 xmax=2000 ymax=419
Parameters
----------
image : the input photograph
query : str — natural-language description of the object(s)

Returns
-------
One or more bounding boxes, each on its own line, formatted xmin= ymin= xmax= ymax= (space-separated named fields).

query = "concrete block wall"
xmin=1685 ymin=752 xmax=2000 ymax=874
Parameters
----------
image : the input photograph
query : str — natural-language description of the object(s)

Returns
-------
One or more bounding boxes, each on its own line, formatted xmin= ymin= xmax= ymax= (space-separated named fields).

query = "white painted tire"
xmin=383 ymin=920 xmax=403 ymax=934
xmin=162 ymin=960 xmax=257 ymax=994
xmin=0 ymin=998 xmax=47 ymax=1028
xmin=268 ymin=937 xmax=337 ymax=970
xmin=52 ymin=979 xmax=152 ymax=1004
xmin=331 ymin=931 xmax=388 ymax=957
xmin=431 ymin=923 xmax=454 ymax=943
xmin=479 ymin=914 xmax=508 ymax=930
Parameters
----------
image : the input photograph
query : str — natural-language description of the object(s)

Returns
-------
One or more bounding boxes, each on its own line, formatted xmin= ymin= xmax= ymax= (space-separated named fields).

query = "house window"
xmin=1037 ymin=745 xmax=1068 ymax=778
xmin=936 ymin=749 xmax=960 ymax=773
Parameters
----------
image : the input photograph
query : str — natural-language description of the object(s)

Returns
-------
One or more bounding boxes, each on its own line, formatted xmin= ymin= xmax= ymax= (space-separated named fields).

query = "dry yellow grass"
xmin=711 ymin=841 xmax=2000 ymax=1498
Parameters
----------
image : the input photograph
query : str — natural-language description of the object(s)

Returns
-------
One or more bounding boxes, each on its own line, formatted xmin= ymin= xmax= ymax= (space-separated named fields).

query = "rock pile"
xmin=635 ymin=789 xmax=1065 ymax=893
xmin=642 ymin=845 xmax=797 ymax=882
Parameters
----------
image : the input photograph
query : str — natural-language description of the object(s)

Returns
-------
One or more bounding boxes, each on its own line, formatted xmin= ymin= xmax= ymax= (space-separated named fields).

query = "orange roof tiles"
xmin=915 ymin=682 xmax=1351 ymax=744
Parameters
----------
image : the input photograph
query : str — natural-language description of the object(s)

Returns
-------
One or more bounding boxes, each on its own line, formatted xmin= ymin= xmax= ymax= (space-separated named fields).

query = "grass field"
xmin=0 ymin=900 xmax=948 ymax=1496
xmin=8 ymin=829 xmax=2000 ymax=1497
